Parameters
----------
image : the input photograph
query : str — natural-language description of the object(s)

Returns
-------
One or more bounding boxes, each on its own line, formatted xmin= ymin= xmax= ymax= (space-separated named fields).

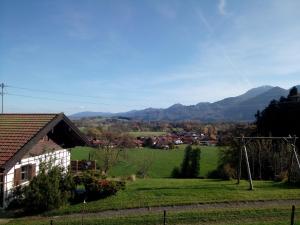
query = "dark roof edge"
xmin=3 ymin=113 xmax=90 ymax=173
xmin=62 ymin=114 xmax=90 ymax=146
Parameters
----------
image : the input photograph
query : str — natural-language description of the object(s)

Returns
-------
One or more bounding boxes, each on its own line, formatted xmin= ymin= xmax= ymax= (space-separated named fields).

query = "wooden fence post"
xmin=163 ymin=210 xmax=166 ymax=225
xmin=291 ymin=205 xmax=295 ymax=225
xmin=76 ymin=160 xmax=79 ymax=174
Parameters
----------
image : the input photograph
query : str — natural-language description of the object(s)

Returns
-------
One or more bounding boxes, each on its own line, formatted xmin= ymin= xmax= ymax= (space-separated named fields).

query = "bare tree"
xmin=91 ymin=130 xmax=136 ymax=174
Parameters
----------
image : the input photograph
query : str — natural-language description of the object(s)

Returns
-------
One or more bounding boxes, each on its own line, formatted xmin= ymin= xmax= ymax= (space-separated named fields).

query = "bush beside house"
xmin=8 ymin=163 xmax=125 ymax=214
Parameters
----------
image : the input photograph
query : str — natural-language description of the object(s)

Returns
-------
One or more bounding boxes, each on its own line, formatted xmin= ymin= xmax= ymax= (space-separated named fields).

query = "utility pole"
xmin=1 ymin=83 xmax=4 ymax=114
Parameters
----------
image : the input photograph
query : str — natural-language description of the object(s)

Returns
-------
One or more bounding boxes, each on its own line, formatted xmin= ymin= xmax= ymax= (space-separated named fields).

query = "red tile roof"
xmin=0 ymin=114 xmax=59 ymax=167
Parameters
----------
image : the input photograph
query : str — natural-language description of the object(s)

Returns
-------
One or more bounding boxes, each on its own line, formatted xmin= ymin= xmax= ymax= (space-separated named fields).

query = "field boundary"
xmin=29 ymin=199 xmax=300 ymax=220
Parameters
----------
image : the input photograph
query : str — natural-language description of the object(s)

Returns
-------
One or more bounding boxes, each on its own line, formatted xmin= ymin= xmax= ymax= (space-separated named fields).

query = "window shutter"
xmin=28 ymin=164 xmax=36 ymax=180
xmin=14 ymin=168 xmax=21 ymax=186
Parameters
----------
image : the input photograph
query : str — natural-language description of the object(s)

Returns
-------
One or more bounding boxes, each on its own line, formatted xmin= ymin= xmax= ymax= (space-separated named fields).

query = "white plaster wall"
xmin=2 ymin=149 xmax=70 ymax=207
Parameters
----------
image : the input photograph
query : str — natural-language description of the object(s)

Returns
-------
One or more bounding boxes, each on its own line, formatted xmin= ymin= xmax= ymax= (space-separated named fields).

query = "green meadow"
xmin=70 ymin=145 xmax=220 ymax=178
xmin=7 ymin=179 xmax=300 ymax=224
xmin=46 ymin=179 xmax=300 ymax=215
xmin=5 ymin=146 xmax=300 ymax=225
xmin=128 ymin=131 xmax=167 ymax=137
xmin=7 ymin=207 xmax=300 ymax=225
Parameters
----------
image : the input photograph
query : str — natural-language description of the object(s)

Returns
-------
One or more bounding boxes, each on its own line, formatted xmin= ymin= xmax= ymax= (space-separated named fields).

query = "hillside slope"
xmin=70 ymin=85 xmax=297 ymax=122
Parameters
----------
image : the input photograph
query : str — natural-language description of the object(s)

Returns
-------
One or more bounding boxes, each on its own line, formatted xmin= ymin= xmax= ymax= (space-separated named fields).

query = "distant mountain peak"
xmin=239 ymin=85 xmax=274 ymax=99
xmin=244 ymin=85 xmax=273 ymax=94
xmin=168 ymin=103 xmax=184 ymax=109
xmin=70 ymin=85 xmax=297 ymax=122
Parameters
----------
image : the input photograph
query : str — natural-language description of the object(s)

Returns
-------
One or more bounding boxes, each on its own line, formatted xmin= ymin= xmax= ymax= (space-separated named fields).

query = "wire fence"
xmin=37 ymin=205 xmax=298 ymax=225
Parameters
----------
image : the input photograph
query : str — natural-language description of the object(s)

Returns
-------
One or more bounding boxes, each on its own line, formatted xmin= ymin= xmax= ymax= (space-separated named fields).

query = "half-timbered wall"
xmin=1 ymin=149 xmax=70 ymax=208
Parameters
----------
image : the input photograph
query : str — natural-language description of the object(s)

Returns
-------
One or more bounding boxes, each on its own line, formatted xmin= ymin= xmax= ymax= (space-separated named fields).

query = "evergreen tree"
xmin=23 ymin=162 xmax=75 ymax=213
xmin=181 ymin=145 xmax=192 ymax=177
xmin=190 ymin=147 xmax=201 ymax=178
xmin=288 ymin=86 xmax=298 ymax=97
xmin=175 ymin=145 xmax=201 ymax=178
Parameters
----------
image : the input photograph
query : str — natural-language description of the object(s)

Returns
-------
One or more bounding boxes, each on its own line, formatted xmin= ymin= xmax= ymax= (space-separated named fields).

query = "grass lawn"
xmin=45 ymin=179 xmax=300 ymax=216
xmin=71 ymin=145 xmax=220 ymax=178
xmin=5 ymin=147 xmax=300 ymax=224
xmin=7 ymin=207 xmax=300 ymax=225
xmin=128 ymin=131 xmax=167 ymax=137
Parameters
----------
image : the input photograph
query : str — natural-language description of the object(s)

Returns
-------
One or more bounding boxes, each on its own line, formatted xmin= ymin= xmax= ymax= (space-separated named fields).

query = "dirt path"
xmin=3 ymin=199 xmax=299 ymax=223
xmin=0 ymin=219 xmax=11 ymax=225
xmin=50 ymin=199 xmax=300 ymax=219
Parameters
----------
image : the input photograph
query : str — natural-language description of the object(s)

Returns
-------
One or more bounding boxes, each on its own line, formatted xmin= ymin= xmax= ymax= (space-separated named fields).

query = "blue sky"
xmin=1 ymin=0 xmax=300 ymax=114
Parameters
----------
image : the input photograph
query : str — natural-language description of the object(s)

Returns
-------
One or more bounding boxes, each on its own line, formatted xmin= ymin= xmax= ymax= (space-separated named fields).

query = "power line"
xmin=6 ymin=84 xmax=149 ymax=104
xmin=6 ymin=93 xmax=111 ymax=106
xmin=6 ymin=84 xmax=149 ymax=108
xmin=6 ymin=91 xmax=150 ymax=109
xmin=6 ymin=85 xmax=106 ymax=99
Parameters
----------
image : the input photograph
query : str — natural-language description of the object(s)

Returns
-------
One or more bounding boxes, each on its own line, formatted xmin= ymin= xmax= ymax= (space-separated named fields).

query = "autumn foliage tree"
xmin=90 ymin=129 xmax=136 ymax=174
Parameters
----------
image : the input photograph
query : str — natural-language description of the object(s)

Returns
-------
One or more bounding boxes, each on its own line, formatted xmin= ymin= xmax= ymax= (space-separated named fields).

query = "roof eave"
xmin=2 ymin=113 xmax=90 ymax=173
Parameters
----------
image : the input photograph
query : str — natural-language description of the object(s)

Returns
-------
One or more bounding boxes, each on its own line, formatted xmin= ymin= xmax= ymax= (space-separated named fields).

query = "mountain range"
xmin=70 ymin=85 xmax=299 ymax=122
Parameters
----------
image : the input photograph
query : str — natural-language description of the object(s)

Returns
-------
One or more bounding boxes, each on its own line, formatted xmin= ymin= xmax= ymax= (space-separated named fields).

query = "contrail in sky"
xmin=196 ymin=7 xmax=252 ymax=88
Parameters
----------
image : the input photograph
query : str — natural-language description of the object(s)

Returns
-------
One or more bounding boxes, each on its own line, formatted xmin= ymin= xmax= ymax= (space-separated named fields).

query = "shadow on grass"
xmin=135 ymin=182 xmax=242 ymax=192
xmin=0 ymin=208 xmax=26 ymax=219
xmin=270 ymin=181 xmax=300 ymax=189
xmin=135 ymin=179 xmax=300 ymax=192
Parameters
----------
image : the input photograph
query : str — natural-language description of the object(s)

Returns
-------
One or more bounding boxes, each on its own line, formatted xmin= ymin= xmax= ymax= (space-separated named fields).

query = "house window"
xmin=21 ymin=165 xmax=29 ymax=181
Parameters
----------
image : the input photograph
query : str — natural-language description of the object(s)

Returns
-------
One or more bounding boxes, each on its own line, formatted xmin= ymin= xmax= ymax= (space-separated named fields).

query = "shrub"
xmin=207 ymin=163 xmax=236 ymax=180
xmin=84 ymin=179 xmax=125 ymax=201
xmin=74 ymin=174 xmax=125 ymax=201
xmin=8 ymin=162 xmax=76 ymax=214
xmin=206 ymin=169 xmax=221 ymax=179
xmin=6 ymin=186 xmax=25 ymax=210
xmin=219 ymin=163 xmax=236 ymax=180
xmin=127 ymin=174 xmax=136 ymax=181
xmin=275 ymin=171 xmax=288 ymax=182
xmin=171 ymin=167 xmax=181 ymax=178
xmin=26 ymin=165 xmax=75 ymax=213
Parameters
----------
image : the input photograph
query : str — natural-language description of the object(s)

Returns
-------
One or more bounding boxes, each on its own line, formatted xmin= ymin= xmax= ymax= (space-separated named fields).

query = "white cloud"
xmin=218 ymin=0 xmax=228 ymax=16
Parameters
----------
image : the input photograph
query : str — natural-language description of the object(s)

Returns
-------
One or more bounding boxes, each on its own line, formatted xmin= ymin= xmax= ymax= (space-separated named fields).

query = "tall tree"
xmin=181 ymin=145 xmax=192 ymax=177
xmin=288 ymin=86 xmax=298 ymax=98
xmin=190 ymin=147 xmax=201 ymax=178
xmin=179 ymin=145 xmax=201 ymax=178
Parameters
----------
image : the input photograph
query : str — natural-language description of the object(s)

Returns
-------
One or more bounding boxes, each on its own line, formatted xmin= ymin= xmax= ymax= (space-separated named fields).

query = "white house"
xmin=0 ymin=113 xmax=89 ymax=208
